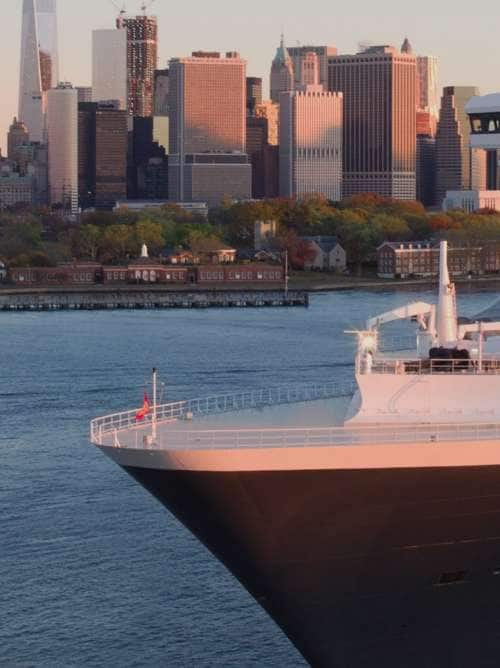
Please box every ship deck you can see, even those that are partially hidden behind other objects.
[90,382,500,452]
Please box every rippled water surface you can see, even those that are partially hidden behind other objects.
[1,286,499,667]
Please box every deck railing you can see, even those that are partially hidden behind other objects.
[371,357,500,376]
[90,380,357,445]
[99,420,500,451]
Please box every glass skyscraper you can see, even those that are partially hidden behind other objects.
[19,0,59,142]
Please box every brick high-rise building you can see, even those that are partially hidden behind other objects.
[78,101,127,209]
[270,35,294,104]
[121,15,158,117]
[279,85,343,200]
[328,45,417,200]
[435,86,487,206]
[168,52,251,205]
[288,45,337,89]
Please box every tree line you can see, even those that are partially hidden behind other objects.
[2,195,500,275]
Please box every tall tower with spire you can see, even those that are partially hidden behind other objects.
[270,34,294,104]
[18,0,59,142]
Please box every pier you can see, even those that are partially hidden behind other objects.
[0,287,308,311]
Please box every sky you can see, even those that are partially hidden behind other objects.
[1,0,500,151]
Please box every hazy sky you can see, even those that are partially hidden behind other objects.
[1,0,500,151]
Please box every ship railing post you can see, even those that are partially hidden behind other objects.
[152,368,157,441]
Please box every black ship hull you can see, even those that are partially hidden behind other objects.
[122,462,500,668]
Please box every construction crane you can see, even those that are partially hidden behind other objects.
[140,0,156,14]
[108,0,127,26]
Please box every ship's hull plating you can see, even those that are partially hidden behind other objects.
[112,455,500,668]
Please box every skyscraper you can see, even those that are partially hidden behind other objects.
[92,28,127,109]
[47,83,78,213]
[168,52,251,205]
[78,101,127,209]
[18,0,59,142]
[279,86,343,200]
[328,46,417,200]
[417,56,439,122]
[435,86,487,205]
[122,15,158,117]
[270,35,294,104]
[246,77,263,115]
[288,45,338,89]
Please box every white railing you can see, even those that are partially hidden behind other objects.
[102,420,500,451]
[371,357,500,376]
[90,380,357,444]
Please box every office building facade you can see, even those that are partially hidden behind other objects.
[78,101,127,209]
[328,46,417,200]
[246,77,263,115]
[288,45,337,89]
[435,86,487,205]
[279,86,343,200]
[92,28,127,109]
[47,83,78,212]
[168,52,250,204]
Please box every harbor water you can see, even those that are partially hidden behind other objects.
[1,287,499,667]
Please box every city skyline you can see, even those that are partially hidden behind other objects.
[2,0,500,150]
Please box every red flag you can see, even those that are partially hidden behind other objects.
[135,393,151,421]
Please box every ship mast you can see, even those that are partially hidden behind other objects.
[436,240,458,347]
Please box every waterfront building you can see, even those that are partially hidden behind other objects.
[328,46,416,200]
[18,0,59,142]
[300,236,346,271]
[168,52,250,205]
[92,28,127,110]
[270,35,294,104]
[279,85,343,201]
[287,45,337,89]
[246,77,263,115]
[435,86,486,206]
[7,118,30,162]
[78,101,127,209]
[122,15,158,116]
[47,83,78,213]
[377,241,498,278]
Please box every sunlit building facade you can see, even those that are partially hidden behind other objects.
[47,83,78,213]
[168,52,250,204]
[19,0,59,142]
[122,15,158,117]
[288,45,337,89]
[270,35,294,104]
[328,46,417,200]
[279,86,343,200]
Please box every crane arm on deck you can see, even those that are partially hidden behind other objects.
[367,302,435,331]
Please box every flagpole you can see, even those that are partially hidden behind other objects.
[152,367,157,441]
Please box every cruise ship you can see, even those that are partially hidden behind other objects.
[91,241,500,667]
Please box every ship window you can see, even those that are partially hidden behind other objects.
[436,570,468,586]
